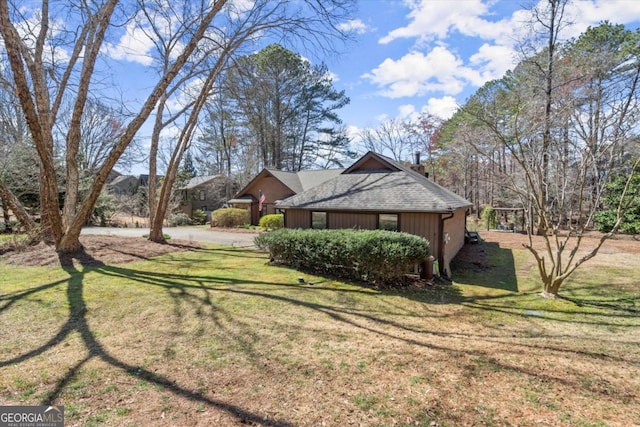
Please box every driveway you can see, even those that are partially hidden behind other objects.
[81,226,259,248]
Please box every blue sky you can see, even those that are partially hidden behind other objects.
[325,0,640,139]
[11,0,640,172]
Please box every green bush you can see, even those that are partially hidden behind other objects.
[481,206,497,230]
[593,170,640,235]
[191,209,208,225]
[255,228,430,286]
[210,208,249,228]
[168,212,193,226]
[89,191,116,226]
[259,214,284,230]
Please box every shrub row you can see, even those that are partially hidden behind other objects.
[255,228,430,285]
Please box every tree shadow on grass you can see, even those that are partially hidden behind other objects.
[0,248,293,427]
[559,294,640,314]
[3,246,639,423]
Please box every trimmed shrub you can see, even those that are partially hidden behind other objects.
[255,228,430,285]
[191,209,208,225]
[259,214,284,230]
[168,212,192,226]
[211,207,249,228]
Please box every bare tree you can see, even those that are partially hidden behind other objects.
[359,117,419,162]
[463,14,640,297]
[0,0,228,252]
[0,71,38,232]
[144,0,355,242]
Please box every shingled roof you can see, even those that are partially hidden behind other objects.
[265,169,344,193]
[181,175,223,190]
[276,152,471,213]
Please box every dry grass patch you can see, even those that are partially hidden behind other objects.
[1,235,639,426]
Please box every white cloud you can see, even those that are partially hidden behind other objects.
[375,112,390,122]
[103,21,155,66]
[326,70,340,83]
[469,43,516,81]
[338,18,369,34]
[397,104,417,119]
[13,11,71,65]
[345,124,364,147]
[379,0,495,44]
[565,0,640,28]
[228,0,255,14]
[421,96,459,120]
[362,47,480,98]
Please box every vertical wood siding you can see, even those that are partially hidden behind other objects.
[399,212,440,258]
[285,209,311,228]
[443,208,467,273]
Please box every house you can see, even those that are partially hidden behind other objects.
[181,175,237,219]
[228,168,344,225]
[106,175,140,196]
[275,151,473,277]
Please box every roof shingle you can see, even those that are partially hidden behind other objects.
[276,152,471,212]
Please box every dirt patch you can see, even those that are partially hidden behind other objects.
[1,235,202,267]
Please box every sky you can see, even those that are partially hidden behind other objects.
[10,0,640,173]
[327,0,640,140]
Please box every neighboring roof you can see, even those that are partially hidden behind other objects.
[276,152,472,213]
[107,175,138,186]
[228,195,255,204]
[181,175,223,190]
[234,168,344,197]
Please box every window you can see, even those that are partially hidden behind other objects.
[312,211,327,229]
[199,190,205,201]
[379,214,398,231]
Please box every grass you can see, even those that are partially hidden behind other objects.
[1,241,639,426]
[0,233,29,250]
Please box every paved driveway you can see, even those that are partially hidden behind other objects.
[81,226,259,248]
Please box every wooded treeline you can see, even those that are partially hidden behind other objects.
[0,0,356,249]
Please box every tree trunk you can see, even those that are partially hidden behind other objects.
[0,179,36,232]
[148,213,166,242]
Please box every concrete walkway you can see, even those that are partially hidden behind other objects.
[81,226,259,248]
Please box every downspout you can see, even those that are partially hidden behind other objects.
[438,210,455,277]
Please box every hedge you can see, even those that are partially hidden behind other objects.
[210,208,249,228]
[254,228,430,285]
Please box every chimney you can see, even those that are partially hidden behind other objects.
[410,151,426,176]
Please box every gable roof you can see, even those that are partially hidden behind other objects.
[234,168,344,197]
[276,152,472,213]
[181,175,224,190]
[107,175,138,187]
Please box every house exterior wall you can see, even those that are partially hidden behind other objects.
[399,212,440,259]
[182,177,236,220]
[232,175,296,225]
[442,208,467,275]
[284,209,310,228]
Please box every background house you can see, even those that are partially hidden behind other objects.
[275,152,472,277]
[106,175,140,196]
[181,175,237,219]
[229,168,343,225]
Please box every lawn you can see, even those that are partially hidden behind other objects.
[0,233,639,426]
